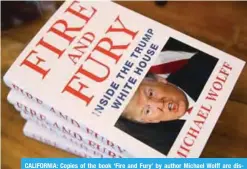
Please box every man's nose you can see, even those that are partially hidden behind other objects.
[149,99,164,110]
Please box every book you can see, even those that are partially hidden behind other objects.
[24,120,94,158]
[8,90,126,158]
[13,104,106,157]
[4,1,245,157]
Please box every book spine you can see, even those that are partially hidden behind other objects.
[8,91,118,158]
[20,110,111,158]
[22,112,106,158]
[23,121,92,158]
[4,79,131,157]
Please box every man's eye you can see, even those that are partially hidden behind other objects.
[148,89,154,98]
[143,106,152,115]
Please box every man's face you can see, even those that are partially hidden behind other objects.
[124,79,188,123]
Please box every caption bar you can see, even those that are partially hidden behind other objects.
[22,158,246,169]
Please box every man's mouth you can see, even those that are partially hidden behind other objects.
[168,102,178,112]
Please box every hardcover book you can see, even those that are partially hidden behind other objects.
[8,90,126,158]
[4,1,245,157]
[24,120,93,158]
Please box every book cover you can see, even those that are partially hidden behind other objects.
[4,1,245,157]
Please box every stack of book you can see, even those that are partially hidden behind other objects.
[4,1,245,158]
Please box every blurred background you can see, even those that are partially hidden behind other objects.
[1,1,62,30]
[1,1,247,168]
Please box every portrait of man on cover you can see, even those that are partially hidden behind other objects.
[115,37,219,155]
